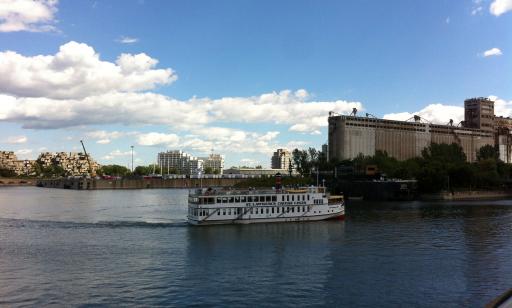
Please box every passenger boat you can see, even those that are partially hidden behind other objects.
[187,185,345,225]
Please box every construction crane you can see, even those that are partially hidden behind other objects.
[80,140,95,177]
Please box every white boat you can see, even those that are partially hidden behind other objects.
[187,186,345,225]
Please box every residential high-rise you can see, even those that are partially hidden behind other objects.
[158,150,203,175]
[199,154,225,174]
[271,149,292,171]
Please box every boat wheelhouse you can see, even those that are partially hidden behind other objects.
[187,186,344,225]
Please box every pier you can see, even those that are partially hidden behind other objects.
[36,178,246,190]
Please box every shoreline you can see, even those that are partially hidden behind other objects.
[0,178,36,187]
[420,190,512,201]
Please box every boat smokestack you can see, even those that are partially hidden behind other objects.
[275,173,282,190]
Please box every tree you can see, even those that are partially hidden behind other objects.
[0,168,16,177]
[98,165,130,176]
[204,166,213,174]
[477,145,499,161]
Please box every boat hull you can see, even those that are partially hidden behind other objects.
[188,207,345,226]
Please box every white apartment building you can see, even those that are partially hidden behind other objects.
[271,149,292,171]
[199,154,225,174]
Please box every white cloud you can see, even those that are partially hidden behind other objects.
[490,95,512,117]
[116,36,139,44]
[5,135,27,144]
[0,41,177,99]
[384,96,512,126]
[0,0,58,32]
[471,6,483,15]
[483,47,503,57]
[0,89,361,134]
[490,0,512,16]
[15,148,33,159]
[239,158,260,167]
[85,130,130,144]
[384,104,464,125]
[136,132,180,147]
[102,149,135,160]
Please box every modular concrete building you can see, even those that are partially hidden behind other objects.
[328,97,510,163]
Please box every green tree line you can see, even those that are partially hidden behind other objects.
[290,144,512,193]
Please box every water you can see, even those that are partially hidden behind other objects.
[1,187,511,307]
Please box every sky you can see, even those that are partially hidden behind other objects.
[0,0,511,169]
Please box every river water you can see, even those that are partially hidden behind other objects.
[0,187,511,307]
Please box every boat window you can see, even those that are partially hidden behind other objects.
[292,207,294,213]
[222,197,228,203]
[307,195,310,200]
[216,197,221,203]
[266,208,269,214]
[250,208,253,214]
[281,195,284,201]
[223,209,226,215]
[217,210,221,215]
[248,196,253,202]
[292,195,294,201]
[229,197,234,203]
[266,196,271,202]
[272,196,276,202]
[235,196,240,203]
[302,195,305,201]
[241,196,246,202]
[228,208,231,215]
[303,206,306,212]
[287,195,289,202]
[272,207,275,214]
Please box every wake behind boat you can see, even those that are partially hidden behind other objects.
[187,185,345,226]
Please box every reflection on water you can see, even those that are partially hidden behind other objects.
[0,187,511,306]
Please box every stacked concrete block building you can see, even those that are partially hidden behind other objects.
[328,97,510,163]
[37,152,99,176]
[0,151,36,176]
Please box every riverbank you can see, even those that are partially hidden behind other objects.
[0,178,36,186]
[420,190,512,201]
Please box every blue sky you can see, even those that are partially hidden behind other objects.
[0,0,511,168]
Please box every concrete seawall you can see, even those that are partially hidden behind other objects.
[37,178,246,190]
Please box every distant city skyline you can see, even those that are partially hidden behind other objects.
[0,0,510,167]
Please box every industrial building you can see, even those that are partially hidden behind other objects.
[328,97,511,163]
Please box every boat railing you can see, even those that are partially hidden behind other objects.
[189,186,325,197]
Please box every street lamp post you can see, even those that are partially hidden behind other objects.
[130,145,134,172]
